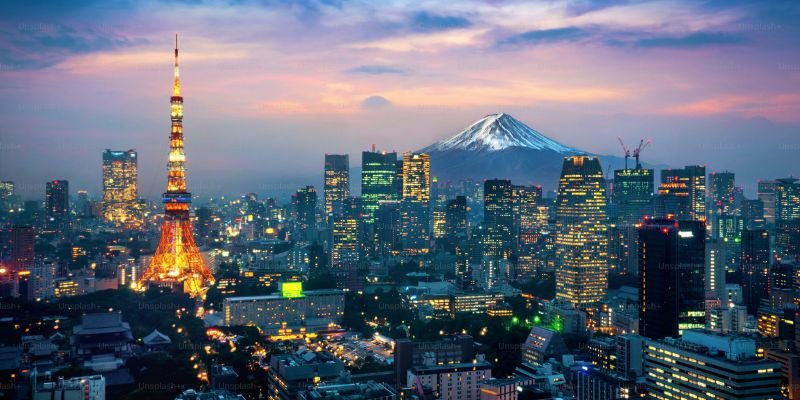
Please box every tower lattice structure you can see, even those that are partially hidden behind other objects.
[139,36,215,297]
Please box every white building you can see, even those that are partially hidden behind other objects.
[223,283,344,336]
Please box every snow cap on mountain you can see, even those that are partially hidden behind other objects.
[422,113,577,153]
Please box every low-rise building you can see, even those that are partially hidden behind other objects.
[223,282,344,337]
[298,381,397,400]
[266,349,345,400]
[644,330,782,399]
[408,360,492,400]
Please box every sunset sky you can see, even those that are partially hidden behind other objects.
[1,0,798,198]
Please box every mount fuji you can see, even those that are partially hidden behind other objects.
[420,113,624,189]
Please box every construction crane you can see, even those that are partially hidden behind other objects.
[617,137,631,170]
[633,138,652,169]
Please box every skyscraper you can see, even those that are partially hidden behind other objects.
[9,225,35,272]
[361,149,398,224]
[741,199,765,230]
[0,181,13,213]
[445,196,468,249]
[739,229,770,313]
[375,200,402,256]
[554,156,609,312]
[139,36,214,297]
[331,216,359,269]
[775,177,800,257]
[709,171,735,215]
[45,180,69,218]
[705,239,727,302]
[324,154,350,222]
[400,152,430,255]
[638,218,678,339]
[483,179,513,260]
[659,166,705,220]
[775,177,799,221]
[675,219,706,332]
[757,180,777,226]
[102,149,139,227]
[292,186,317,242]
[638,217,705,339]
[613,168,654,224]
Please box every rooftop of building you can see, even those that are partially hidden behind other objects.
[224,289,344,302]
[174,389,246,400]
[300,381,397,399]
[73,311,131,335]
[410,360,491,374]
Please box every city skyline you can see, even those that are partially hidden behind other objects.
[1,0,799,198]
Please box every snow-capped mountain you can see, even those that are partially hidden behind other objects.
[420,113,620,189]
[421,113,579,154]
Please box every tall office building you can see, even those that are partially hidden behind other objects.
[659,166,705,220]
[775,177,799,222]
[741,199,765,229]
[445,196,468,249]
[705,239,727,302]
[45,180,69,218]
[330,213,363,290]
[102,149,139,227]
[9,225,35,272]
[639,218,679,339]
[323,154,350,222]
[676,220,706,332]
[758,180,778,226]
[639,218,705,339]
[292,186,317,242]
[483,179,513,260]
[515,185,542,233]
[400,153,430,255]
[775,177,800,257]
[375,200,402,256]
[709,171,736,215]
[361,149,398,224]
[0,181,13,213]
[739,229,770,313]
[613,168,654,224]
[554,156,609,311]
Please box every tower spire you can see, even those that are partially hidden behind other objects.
[173,34,180,97]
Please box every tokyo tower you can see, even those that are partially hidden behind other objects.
[139,35,215,297]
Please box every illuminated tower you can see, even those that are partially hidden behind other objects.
[554,156,608,312]
[139,36,214,297]
[102,149,139,227]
